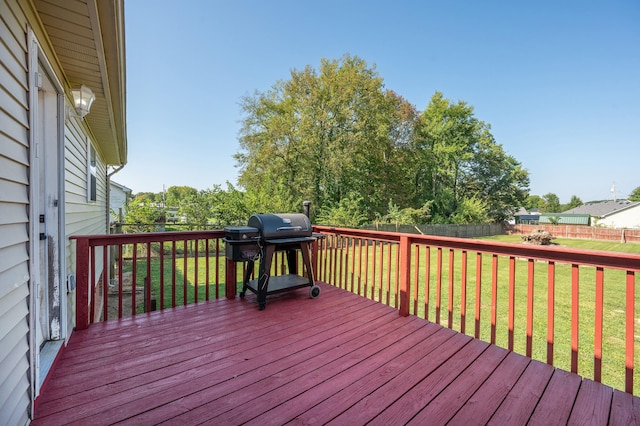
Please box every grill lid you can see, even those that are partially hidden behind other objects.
[248,213,312,240]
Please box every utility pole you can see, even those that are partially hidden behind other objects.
[611,181,616,202]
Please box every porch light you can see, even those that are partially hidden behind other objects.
[69,84,95,119]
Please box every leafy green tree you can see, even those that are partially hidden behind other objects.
[133,192,161,204]
[210,183,252,227]
[235,56,529,225]
[450,197,490,224]
[179,190,215,229]
[375,200,433,230]
[316,193,368,228]
[236,54,403,219]
[548,216,561,225]
[165,186,197,208]
[629,186,640,202]
[563,195,583,211]
[124,197,165,232]
[541,193,561,213]
[410,92,529,222]
[524,195,544,211]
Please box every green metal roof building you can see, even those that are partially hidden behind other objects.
[538,213,591,225]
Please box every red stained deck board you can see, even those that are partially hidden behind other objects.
[488,359,555,425]
[248,322,444,425]
[38,287,366,418]
[569,378,613,425]
[32,281,640,425]
[610,389,640,425]
[37,287,383,424]
[447,350,531,425]
[327,333,476,426]
[528,368,582,425]
[119,304,410,424]
[290,326,458,425]
[366,338,490,426]
[214,316,428,425]
[407,343,510,425]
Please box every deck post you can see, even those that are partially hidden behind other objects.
[75,237,90,330]
[399,235,411,317]
[225,258,237,299]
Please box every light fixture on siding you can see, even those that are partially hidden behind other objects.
[68,84,96,119]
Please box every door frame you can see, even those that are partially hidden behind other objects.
[27,29,67,400]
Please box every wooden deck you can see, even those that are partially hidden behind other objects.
[34,282,640,425]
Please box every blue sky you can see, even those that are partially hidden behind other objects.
[116,0,639,204]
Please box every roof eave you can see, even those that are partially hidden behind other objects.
[89,0,127,166]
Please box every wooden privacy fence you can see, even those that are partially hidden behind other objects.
[510,224,640,243]
[363,222,504,238]
[312,225,640,394]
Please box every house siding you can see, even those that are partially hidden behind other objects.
[597,205,640,229]
[63,118,109,336]
[1,0,112,423]
[0,0,32,423]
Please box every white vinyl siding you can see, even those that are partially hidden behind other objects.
[597,205,640,229]
[1,1,111,423]
[0,0,32,423]
[64,117,108,335]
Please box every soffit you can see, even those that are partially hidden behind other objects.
[34,0,127,166]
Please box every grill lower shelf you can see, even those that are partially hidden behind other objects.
[246,274,312,295]
[238,239,320,310]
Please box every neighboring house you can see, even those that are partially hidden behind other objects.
[0,1,126,423]
[109,180,132,220]
[564,200,640,229]
[512,207,540,225]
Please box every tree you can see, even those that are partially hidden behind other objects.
[125,196,165,232]
[165,186,197,207]
[563,195,583,211]
[179,189,215,229]
[374,200,433,230]
[236,54,404,219]
[629,186,640,202]
[524,195,544,211]
[541,193,561,213]
[410,92,529,222]
[450,197,490,224]
[316,193,368,228]
[133,192,161,204]
[210,183,252,227]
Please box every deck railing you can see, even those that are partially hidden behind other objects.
[71,231,234,330]
[71,230,307,329]
[313,225,640,395]
[72,226,640,394]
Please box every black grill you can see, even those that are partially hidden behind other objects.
[224,213,320,310]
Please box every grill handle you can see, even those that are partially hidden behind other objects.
[277,226,303,231]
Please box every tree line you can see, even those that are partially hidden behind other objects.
[123,54,640,228]
[122,185,614,230]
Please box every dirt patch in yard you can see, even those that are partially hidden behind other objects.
[105,272,145,320]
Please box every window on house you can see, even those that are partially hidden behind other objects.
[88,141,97,202]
